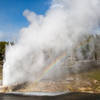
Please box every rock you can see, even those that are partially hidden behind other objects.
[93,80,98,84]
[78,87,87,92]
[0,86,10,93]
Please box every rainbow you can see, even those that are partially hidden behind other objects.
[34,36,93,83]
[35,52,67,82]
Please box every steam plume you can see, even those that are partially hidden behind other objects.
[3,0,100,86]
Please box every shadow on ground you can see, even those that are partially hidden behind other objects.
[0,92,100,100]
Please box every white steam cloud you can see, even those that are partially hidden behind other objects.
[3,0,100,86]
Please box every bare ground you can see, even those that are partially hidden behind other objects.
[0,63,100,93]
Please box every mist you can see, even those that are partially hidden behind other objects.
[3,0,100,86]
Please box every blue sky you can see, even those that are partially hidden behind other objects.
[0,0,51,41]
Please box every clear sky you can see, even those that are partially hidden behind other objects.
[0,0,51,41]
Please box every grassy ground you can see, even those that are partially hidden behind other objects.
[86,68,100,81]
[79,68,100,93]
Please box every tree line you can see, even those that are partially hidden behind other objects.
[0,41,14,64]
[0,41,8,61]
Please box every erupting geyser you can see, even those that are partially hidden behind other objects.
[3,0,100,87]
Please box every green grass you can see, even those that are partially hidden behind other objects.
[86,68,100,81]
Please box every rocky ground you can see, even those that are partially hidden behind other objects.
[13,73,100,93]
[0,63,100,93]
